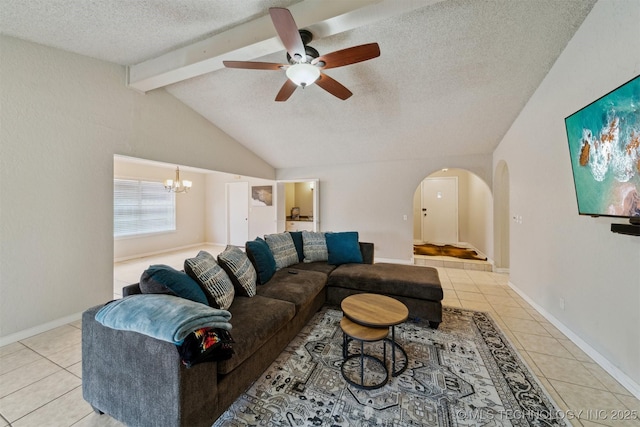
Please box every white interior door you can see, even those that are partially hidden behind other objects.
[421,177,458,243]
[227,182,249,246]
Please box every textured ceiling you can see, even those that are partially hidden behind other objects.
[0,0,596,170]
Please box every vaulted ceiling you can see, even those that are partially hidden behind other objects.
[0,0,596,169]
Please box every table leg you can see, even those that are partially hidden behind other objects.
[341,336,389,390]
[343,332,347,358]
[391,326,396,373]
[360,340,365,385]
[386,325,408,377]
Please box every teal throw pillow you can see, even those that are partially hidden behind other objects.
[139,264,209,305]
[326,231,363,265]
[245,237,276,284]
[289,231,305,262]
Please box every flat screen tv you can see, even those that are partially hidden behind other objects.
[564,74,640,227]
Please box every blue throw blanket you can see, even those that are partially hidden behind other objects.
[95,294,232,345]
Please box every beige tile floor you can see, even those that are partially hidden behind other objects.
[113,244,226,299]
[1,247,638,426]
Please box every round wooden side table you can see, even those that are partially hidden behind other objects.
[340,316,389,390]
[341,293,409,377]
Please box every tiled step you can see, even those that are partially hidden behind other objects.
[414,254,493,271]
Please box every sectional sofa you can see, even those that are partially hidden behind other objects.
[82,231,443,427]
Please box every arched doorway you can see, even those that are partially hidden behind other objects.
[413,168,493,258]
[493,161,510,272]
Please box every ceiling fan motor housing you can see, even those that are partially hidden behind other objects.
[286,30,323,65]
[298,29,313,45]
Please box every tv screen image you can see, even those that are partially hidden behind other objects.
[565,74,640,219]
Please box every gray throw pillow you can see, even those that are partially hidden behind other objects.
[302,231,328,262]
[264,232,299,270]
[184,251,235,310]
[218,245,257,297]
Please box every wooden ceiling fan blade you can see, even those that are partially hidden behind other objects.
[269,8,306,61]
[312,43,380,69]
[315,74,352,100]
[275,79,297,102]
[223,61,285,70]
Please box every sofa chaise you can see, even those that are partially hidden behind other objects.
[82,232,443,426]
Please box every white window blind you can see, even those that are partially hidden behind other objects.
[114,179,176,238]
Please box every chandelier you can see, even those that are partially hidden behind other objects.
[164,167,192,193]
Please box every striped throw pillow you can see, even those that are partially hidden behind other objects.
[218,246,257,297]
[184,251,235,309]
[302,231,328,263]
[264,232,299,270]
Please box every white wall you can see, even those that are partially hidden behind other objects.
[113,159,207,260]
[277,155,493,262]
[493,0,640,391]
[412,188,422,242]
[0,35,275,341]
[466,172,493,255]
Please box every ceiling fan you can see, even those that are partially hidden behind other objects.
[223,7,380,101]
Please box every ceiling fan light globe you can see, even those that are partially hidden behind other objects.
[286,63,320,87]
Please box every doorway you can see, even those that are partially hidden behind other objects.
[413,168,494,262]
[227,181,249,246]
[275,179,320,232]
[420,177,459,243]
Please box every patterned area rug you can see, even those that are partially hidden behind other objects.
[214,307,567,426]
[414,243,487,261]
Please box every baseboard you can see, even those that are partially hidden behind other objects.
[0,311,83,347]
[375,257,414,265]
[507,282,640,400]
[114,242,224,263]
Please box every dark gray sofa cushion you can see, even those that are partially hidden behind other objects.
[217,295,295,375]
[286,261,338,275]
[328,263,443,302]
[359,242,374,264]
[256,269,326,311]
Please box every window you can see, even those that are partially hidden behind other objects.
[114,178,176,238]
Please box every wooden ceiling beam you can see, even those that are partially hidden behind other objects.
[127,0,438,92]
